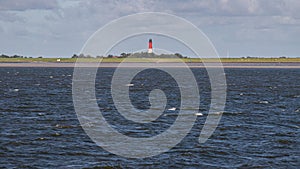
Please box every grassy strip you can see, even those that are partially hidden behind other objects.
[0,58,76,62]
[1,57,300,63]
[217,58,300,63]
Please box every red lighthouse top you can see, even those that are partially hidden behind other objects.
[148,39,152,49]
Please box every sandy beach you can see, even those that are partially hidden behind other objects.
[1,62,300,68]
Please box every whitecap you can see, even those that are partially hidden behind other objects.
[210,112,223,115]
[195,112,203,116]
[168,107,176,111]
[259,101,269,104]
[125,84,134,87]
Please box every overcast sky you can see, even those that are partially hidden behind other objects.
[0,0,299,57]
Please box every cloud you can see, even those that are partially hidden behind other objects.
[0,11,24,22]
[0,0,299,57]
[0,0,58,11]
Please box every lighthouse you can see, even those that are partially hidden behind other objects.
[148,39,153,53]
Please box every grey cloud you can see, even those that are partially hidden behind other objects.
[0,0,58,11]
[0,12,23,22]
[54,0,299,27]
[0,0,299,57]
[148,0,299,18]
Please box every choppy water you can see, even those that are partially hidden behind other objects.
[0,67,299,168]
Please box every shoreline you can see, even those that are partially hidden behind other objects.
[1,62,300,68]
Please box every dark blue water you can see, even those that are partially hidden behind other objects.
[0,67,299,168]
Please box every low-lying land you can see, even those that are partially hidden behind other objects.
[1,57,300,63]
[1,57,300,68]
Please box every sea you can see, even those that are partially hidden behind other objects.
[0,67,299,168]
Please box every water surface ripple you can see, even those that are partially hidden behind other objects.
[0,68,299,168]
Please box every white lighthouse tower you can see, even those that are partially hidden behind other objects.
[148,39,153,53]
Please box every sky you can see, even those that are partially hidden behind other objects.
[0,0,299,58]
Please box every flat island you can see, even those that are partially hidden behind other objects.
[1,57,300,68]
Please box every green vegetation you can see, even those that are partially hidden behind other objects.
[1,53,300,63]
[216,57,300,63]
[208,57,300,63]
[0,58,76,62]
[1,57,300,63]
